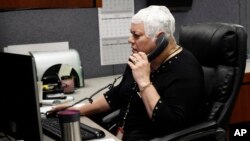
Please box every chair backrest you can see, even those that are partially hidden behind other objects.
[178,22,247,130]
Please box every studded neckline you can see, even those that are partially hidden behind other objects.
[151,49,182,75]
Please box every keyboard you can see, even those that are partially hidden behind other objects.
[41,117,105,140]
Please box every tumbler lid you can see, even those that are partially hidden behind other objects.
[58,110,80,123]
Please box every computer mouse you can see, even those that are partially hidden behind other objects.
[45,111,58,118]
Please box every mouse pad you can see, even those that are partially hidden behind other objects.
[42,64,80,88]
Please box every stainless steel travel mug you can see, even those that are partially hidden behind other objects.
[58,110,82,141]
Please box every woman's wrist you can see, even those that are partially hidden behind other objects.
[139,81,152,92]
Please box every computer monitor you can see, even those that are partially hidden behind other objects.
[147,0,193,11]
[0,52,43,140]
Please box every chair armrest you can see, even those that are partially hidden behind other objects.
[177,127,226,141]
[102,109,120,124]
[150,120,219,141]
[101,109,120,132]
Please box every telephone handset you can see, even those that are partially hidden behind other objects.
[147,33,169,62]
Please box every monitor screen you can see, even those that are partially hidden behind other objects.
[147,0,193,11]
[0,52,43,141]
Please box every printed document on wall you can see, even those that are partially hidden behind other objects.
[98,0,134,65]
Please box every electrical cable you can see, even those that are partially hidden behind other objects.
[44,72,127,117]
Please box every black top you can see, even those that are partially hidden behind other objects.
[104,48,207,141]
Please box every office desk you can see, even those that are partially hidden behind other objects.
[230,73,250,124]
[43,74,122,141]
[230,60,250,124]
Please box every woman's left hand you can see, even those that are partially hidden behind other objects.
[128,52,151,90]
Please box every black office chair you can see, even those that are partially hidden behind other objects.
[99,22,247,141]
[150,22,247,141]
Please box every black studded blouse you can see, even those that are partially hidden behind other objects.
[104,48,207,141]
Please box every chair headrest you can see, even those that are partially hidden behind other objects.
[179,23,239,67]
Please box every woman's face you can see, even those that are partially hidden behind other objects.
[128,23,156,55]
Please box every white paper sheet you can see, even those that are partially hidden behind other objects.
[98,0,134,65]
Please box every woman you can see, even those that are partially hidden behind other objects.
[48,5,207,141]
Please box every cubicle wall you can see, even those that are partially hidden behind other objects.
[0,0,249,78]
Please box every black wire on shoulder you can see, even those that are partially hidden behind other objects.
[80,68,130,105]
[64,73,126,109]
[75,83,113,105]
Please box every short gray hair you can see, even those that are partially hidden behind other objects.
[131,6,175,38]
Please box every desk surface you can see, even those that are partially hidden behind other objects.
[43,74,122,141]
[246,60,250,73]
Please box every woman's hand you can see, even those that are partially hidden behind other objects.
[46,103,79,118]
[128,52,151,90]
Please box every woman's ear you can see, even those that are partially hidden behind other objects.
[156,32,165,38]
[151,32,165,42]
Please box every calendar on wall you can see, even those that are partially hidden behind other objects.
[98,0,134,65]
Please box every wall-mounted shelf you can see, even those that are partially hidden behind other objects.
[0,0,102,10]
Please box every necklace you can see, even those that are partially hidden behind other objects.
[162,45,182,63]
[151,46,182,71]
